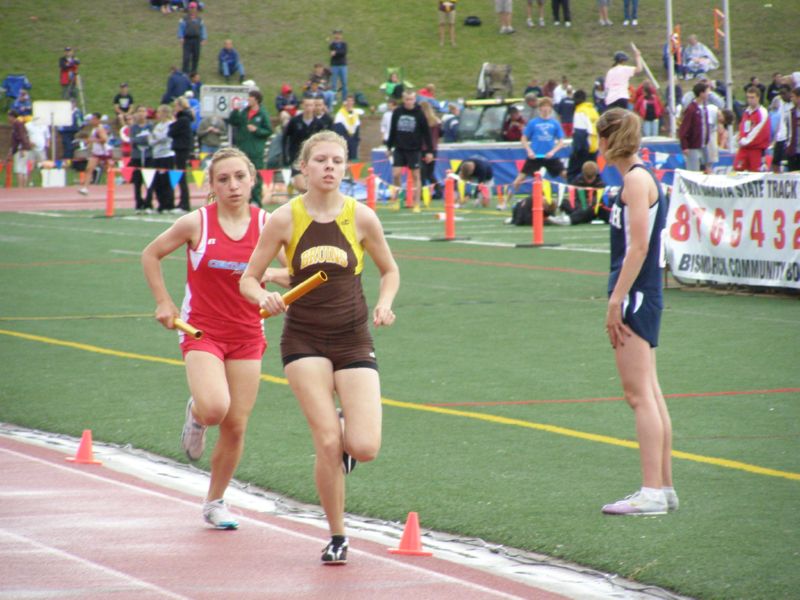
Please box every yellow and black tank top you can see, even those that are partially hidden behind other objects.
[283,195,368,338]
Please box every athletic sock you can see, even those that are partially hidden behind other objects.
[640,486,665,499]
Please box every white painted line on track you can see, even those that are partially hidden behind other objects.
[0,528,191,600]
[0,446,528,600]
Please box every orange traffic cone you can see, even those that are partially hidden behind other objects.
[388,511,433,556]
[65,429,102,465]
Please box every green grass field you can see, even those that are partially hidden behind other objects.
[1,205,798,599]
[2,1,799,117]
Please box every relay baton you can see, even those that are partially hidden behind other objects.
[260,271,328,318]
[172,317,203,339]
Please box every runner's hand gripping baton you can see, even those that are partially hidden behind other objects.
[172,318,203,339]
[260,271,328,319]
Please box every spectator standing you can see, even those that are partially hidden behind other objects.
[496,0,515,34]
[380,98,397,145]
[162,66,192,104]
[597,0,612,26]
[386,90,433,212]
[510,96,566,196]
[58,99,83,160]
[771,86,793,173]
[6,110,31,188]
[521,92,540,122]
[634,81,663,137]
[605,50,642,110]
[190,72,203,98]
[567,89,599,180]
[78,113,112,195]
[743,77,766,106]
[26,116,51,167]
[419,100,442,199]
[283,95,321,193]
[59,47,80,100]
[313,96,334,131]
[526,0,546,27]
[149,104,176,213]
[333,94,363,161]
[438,1,457,47]
[766,73,785,106]
[169,96,195,212]
[678,82,710,172]
[197,113,226,167]
[113,83,135,128]
[556,86,576,136]
[551,0,571,27]
[734,86,770,172]
[329,29,348,105]
[553,76,570,106]
[785,88,800,172]
[623,0,638,26]
[227,90,272,206]
[130,105,154,213]
[218,39,245,84]
[178,2,207,75]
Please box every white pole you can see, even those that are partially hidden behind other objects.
[666,0,676,138]
[723,0,734,152]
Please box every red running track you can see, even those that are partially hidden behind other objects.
[0,436,566,600]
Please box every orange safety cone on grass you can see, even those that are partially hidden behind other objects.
[388,511,433,556]
[65,429,102,465]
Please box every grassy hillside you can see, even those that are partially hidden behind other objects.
[2,0,798,116]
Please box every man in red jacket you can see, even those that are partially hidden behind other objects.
[734,86,770,172]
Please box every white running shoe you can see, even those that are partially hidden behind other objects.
[565,21,571,27]
[602,490,668,516]
[78,187,89,195]
[526,17,534,27]
[181,397,207,461]
[664,489,680,512]
[547,214,572,226]
[623,20,630,26]
[203,499,239,529]
[632,19,638,26]
[539,18,545,26]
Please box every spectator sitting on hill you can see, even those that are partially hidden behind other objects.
[10,89,32,117]
[441,102,461,143]
[523,78,543,97]
[276,84,299,129]
[502,106,526,141]
[219,39,245,83]
[681,34,719,80]
[380,71,407,100]
[306,63,335,110]
[162,66,192,104]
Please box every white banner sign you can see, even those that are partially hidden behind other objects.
[199,85,249,118]
[666,170,800,289]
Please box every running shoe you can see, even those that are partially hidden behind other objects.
[602,490,668,516]
[526,17,534,27]
[547,214,572,226]
[337,408,357,475]
[181,397,207,461]
[203,499,239,529]
[78,187,89,195]
[664,489,680,512]
[321,537,349,565]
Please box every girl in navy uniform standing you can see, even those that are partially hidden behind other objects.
[597,108,678,516]
[240,130,399,563]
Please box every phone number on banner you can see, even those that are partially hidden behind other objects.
[666,171,800,289]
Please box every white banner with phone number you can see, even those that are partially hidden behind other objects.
[666,170,800,290]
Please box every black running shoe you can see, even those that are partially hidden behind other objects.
[321,538,348,565]
[337,408,357,474]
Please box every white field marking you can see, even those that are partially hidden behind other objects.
[2,221,151,238]
[0,235,29,242]
[385,233,609,253]
[16,211,67,218]
[0,447,529,600]
[0,529,192,600]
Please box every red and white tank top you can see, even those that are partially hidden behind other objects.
[180,203,268,342]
